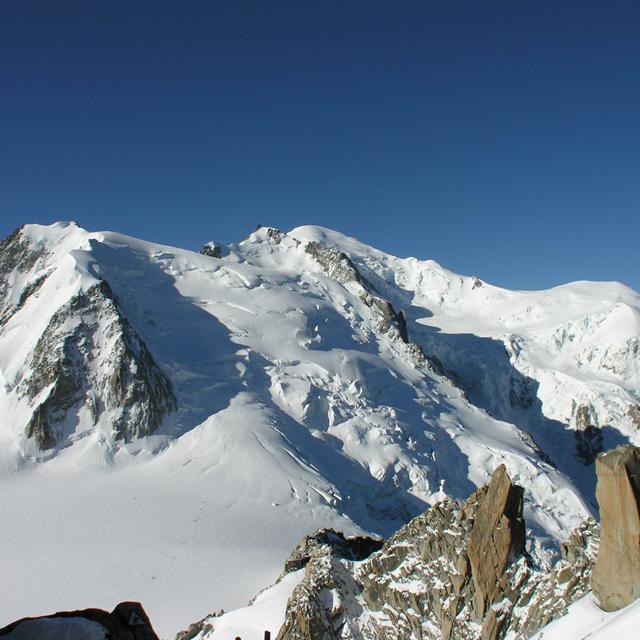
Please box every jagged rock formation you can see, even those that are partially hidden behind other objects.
[283,528,384,574]
[175,616,217,640]
[591,444,640,611]
[276,466,599,640]
[174,531,383,640]
[572,403,604,465]
[0,601,159,640]
[468,465,525,621]
[200,241,223,258]
[21,280,176,449]
[0,225,49,325]
[304,240,412,347]
[261,227,416,353]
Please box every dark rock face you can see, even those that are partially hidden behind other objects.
[276,466,598,640]
[0,226,49,325]
[267,227,299,246]
[0,601,159,640]
[468,464,525,621]
[573,404,603,465]
[591,444,640,611]
[283,528,383,574]
[199,241,223,258]
[304,240,420,356]
[22,280,176,450]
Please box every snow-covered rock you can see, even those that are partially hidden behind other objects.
[274,466,598,640]
[0,601,158,640]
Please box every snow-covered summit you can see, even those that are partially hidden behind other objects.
[0,221,638,638]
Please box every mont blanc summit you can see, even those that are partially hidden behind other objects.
[0,222,638,637]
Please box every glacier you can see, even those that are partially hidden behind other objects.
[0,221,638,638]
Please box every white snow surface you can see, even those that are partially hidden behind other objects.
[0,222,638,638]
[188,569,305,639]
[529,592,640,639]
[1,617,107,640]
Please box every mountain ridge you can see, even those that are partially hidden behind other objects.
[0,221,638,637]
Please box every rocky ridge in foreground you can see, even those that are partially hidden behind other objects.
[275,465,597,640]
[180,454,622,640]
[271,445,640,639]
[4,446,640,640]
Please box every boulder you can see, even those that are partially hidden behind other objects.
[591,444,640,611]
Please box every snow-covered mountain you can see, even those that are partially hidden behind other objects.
[0,222,638,638]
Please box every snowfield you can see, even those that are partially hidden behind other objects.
[0,222,638,638]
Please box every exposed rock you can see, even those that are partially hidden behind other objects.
[267,227,300,246]
[0,601,159,640]
[0,226,49,325]
[275,465,598,640]
[174,610,226,640]
[574,403,598,430]
[21,280,176,449]
[276,554,362,640]
[468,464,525,621]
[628,404,640,429]
[199,241,223,258]
[174,617,214,640]
[283,528,383,574]
[574,425,603,465]
[591,444,640,611]
[304,240,420,356]
[573,403,603,464]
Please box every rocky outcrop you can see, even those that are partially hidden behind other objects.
[591,444,640,611]
[628,404,640,429]
[175,531,382,640]
[572,403,603,465]
[0,226,49,325]
[275,465,598,640]
[175,616,215,640]
[259,228,424,363]
[305,240,410,344]
[0,601,158,640]
[283,528,383,574]
[302,239,432,370]
[199,241,223,258]
[468,464,525,621]
[21,280,176,449]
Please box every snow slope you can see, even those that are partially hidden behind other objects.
[0,222,638,638]
[529,593,640,639]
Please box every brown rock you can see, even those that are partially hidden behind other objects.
[591,444,640,611]
[468,464,525,621]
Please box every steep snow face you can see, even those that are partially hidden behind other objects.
[0,222,637,637]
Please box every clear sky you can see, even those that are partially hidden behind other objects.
[1,1,638,291]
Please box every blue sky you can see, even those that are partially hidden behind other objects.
[1,1,638,291]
